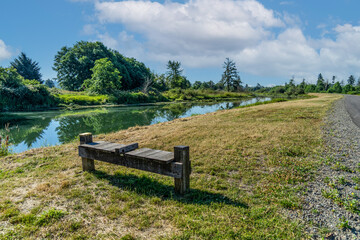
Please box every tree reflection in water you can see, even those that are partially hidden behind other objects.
[0,98,270,153]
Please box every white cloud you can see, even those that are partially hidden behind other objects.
[236,24,360,81]
[84,0,360,82]
[0,40,11,61]
[95,0,283,64]
[82,24,98,35]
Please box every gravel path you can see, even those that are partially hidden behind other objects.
[290,97,360,239]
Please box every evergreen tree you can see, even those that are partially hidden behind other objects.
[10,52,42,83]
[165,61,189,89]
[348,75,355,86]
[221,58,241,91]
[332,76,336,84]
[299,78,306,90]
[44,79,55,88]
[316,73,325,92]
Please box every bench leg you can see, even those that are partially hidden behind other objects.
[82,158,95,172]
[79,133,95,172]
[174,146,190,194]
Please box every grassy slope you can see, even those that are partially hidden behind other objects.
[0,94,341,239]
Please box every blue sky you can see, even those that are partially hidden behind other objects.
[1,0,360,86]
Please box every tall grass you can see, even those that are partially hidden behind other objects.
[0,135,11,157]
[163,88,252,101]
[57,94,109,105]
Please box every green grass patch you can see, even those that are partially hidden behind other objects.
[0,94,341,239]
[163,88,252,101]
[56,93,110,105]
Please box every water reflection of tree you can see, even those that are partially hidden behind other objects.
[0,115,53,147]
[56,109,159,143]
[0,100,254,149]
[155,103,193,121]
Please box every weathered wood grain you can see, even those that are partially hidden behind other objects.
[126,148,174,163]
[174,146,190,194]
[79,133,93,144]
[78,133,190,194]
[115,143,139,154]
[78,146,183,178]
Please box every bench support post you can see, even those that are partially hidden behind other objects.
[174,146,190,194]
[79,133,95,172]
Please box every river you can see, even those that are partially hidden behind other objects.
[0,97,270,153]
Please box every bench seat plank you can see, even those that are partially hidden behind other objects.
[81,141,126,153]
[126,148,174,163]
[146,151,174,162]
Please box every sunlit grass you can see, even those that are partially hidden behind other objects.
[0,94,341,239]
[57,94,110,105]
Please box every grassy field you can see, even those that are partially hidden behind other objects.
[0,94,341,239]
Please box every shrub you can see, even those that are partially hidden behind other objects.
[57,94,109,105]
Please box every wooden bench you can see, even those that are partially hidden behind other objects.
[78,133,191,194]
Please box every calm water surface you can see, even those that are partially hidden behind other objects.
[0,97,270,153]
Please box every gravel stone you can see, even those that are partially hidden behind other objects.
[289,97,360,239]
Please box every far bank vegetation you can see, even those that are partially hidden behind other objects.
[1,41,354,111]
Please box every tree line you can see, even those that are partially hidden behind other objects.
[3,39,358,111]
[250,73,360,96]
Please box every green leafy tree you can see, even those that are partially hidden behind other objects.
[207,80,216,90]
[348,75,355,86]
[192,81,202,89]
[0,67,56,111]
[53,41,150,91]
[221,58,241,91]
[342,84,355,93]
[10,52,42,83]
[327,82,342,93]
[153,74,168,92]
[0,67,24,88]
[305,84,316,93]
[166,61,190,89]
[82,58,122,94]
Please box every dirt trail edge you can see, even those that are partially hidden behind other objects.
[289,96,360,239]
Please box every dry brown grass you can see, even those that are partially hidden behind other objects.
[0,94,341,239]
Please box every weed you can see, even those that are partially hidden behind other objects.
[336,176,347,185]
[338,217,351,230]
[324,176,330,183]
[343,198,360,213]
[322,189,340,202]
[331,162,354,173]
[35,209,66,226]
[352,177,360,184]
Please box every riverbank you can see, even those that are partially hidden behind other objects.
[1,87,311,112]
[0,94,340,239]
